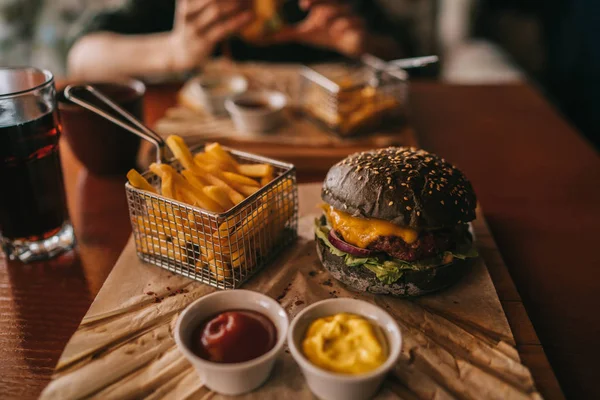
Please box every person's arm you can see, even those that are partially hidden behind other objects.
[68,0,253,80]
[68,32,175,80]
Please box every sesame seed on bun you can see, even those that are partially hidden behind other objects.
[321,147,477,228]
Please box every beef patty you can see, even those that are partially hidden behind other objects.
[365,226,468,261]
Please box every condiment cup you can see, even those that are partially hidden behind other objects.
[288,298,402,400]
[193,73,248,115]
[225,90,287,134]
[174,290,289,395]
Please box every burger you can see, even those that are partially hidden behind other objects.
[315,147,478,297]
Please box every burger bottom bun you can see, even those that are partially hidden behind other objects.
[316,238,473,297]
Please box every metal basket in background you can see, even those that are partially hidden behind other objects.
[64,84,298,290]
[127,149,298,289]
[300,59,409,137]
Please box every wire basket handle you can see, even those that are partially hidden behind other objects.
[64,84,167,164]
[361,54,439,83]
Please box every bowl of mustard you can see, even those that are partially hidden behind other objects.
[288,298,402,400]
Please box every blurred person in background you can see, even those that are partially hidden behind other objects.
[67,0,411,80]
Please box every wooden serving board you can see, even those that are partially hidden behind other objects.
[41,183,542,400]
[152,61,417,172]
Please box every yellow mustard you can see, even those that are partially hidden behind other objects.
[302,313,387,375]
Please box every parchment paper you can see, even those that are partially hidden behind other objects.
[40,184,541,400]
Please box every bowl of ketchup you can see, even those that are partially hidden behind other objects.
[174,290,289,396]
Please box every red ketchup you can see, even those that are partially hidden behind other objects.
[191,310,277,363]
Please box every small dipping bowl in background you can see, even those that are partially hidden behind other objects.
[58,79,145,175]
[174,290,289,395]
[225,90,287,134]
[288,298,402,400]
[194,73,248,115]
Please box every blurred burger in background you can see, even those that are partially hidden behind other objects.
[241,0,308,43]
[315,147,479,297]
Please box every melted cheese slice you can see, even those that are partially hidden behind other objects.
[323,205,418,248]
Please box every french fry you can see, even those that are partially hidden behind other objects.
[226,204,270,245]
[134,215,176,239]
[222,171,260,187]
[186,211,219,233]
[229,245,258,271]
[168,135,237,206]
[146,198,185,224]
[234,184,260,197]
[166,135,195,169]
[139,220,187,248]
[152,163,224,212]
[216,214,242,236]
[200,259,232,281]
[197,245,232,282]
[276,177,294,191]
[160,172,175,199]
[205,142,239,169]
[159,137,242,210]
[229,246,246,269]
[260,173,273,187]
[206,165,259,196]
[149,163,175,199]
[236,163,274,178]
[145,210,196,249]
[181,170,207,190]
[134,216,169,242]
[192,164,245,204]
[269,198,294,239]
[203,186,235,210]
[150,163,185,203]
[174,187,196,205]
[136,235,185,262]
[195,152,236,172]
[179,184,224,212]
[168,135,238,207]
[194,256,230,281]
[127,169,157,193]
[177,229,211,250]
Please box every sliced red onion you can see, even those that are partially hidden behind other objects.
[328,230,373,257]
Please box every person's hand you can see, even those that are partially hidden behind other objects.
[169,0,254,71]
[272,0,368,58]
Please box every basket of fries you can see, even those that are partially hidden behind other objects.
[126,136,298,289]
[300,63,408,136]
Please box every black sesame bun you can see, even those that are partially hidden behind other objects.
[322,147,476,228]
[317,147,478,297]
[316,238,474,297]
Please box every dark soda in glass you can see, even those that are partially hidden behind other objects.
[0,111,68,240]
[0,67,74,262]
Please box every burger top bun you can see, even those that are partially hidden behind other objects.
[321,147,477,229]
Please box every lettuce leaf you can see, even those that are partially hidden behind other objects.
[314,221,346,257]
[363,261,404,284]
[314,218,479,284]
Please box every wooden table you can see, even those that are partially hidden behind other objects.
[1,82,598,399]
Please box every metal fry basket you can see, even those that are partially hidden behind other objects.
[126,148,298,289]
[300,62,408,136]
[63,84,298,290]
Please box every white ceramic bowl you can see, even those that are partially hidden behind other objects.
[225,90,287,134]
[193,73,248,115]
[174,290,289,395]
[288,298,402,400]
